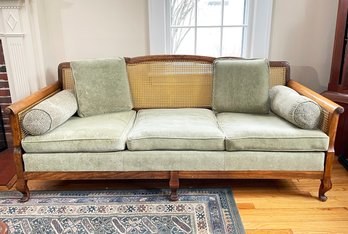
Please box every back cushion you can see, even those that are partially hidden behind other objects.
[71,58,133,117]
[212,58,270,114]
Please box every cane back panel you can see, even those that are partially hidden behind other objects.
[59,56,289,109]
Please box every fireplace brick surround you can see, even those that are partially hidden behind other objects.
[0,40,11,147]
[0,39,15,190]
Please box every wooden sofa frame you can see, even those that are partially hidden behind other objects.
[5,55,344,202]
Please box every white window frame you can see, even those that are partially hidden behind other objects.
[148,0,273,58]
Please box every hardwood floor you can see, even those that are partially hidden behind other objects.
[236,159,348,234]
[0,156,347,233]
[0,149,15,189]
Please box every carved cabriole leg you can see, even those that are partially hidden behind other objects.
[169,171,179,201]
[319,178,332,202]
[319,110,341,202]
[16,179,30,203]
[13,147,30,202]
[319,151,334,202]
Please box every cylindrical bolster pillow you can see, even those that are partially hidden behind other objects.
[269,85,322,129]
[22,90,78,135]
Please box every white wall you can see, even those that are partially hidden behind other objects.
[269,0,339,92]
[36,0,338,92]
[37,0,149,84]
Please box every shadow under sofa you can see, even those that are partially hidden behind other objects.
[6,55,343,202]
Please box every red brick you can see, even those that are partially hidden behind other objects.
[0,89,10,96]
[0,96,11,103]
[0,104,10,110]
[2,124,9,131]
[0,104,10,113]
[0,73,7,80]
[0,81,9,88]
[2,118,9,125]
[4,126,11,133]
[0,40,4,65]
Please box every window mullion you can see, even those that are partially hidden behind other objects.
[241,0,248,57]
[194,0,198,55]
[168,0,172,54]
[220,0,225,56]
[159,0,271,57]
[170,25,248,28]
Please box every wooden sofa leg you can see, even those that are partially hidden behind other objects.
[13,148,30,202]
[319,178,332,202]
[16,179,30,203]
[318,149,335,202]
[169,171,179,201]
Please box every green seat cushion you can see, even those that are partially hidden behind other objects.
[22,111,136,153]
[127,108,225,151]
[71,58,133,117]
[270,85,322,129]
[212,58,270,113]
[21,90,77,135]
[217,112,329,151]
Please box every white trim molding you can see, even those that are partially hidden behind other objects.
[148,0,167,55]
[0,0,23,9]
[246,0,273,58]
[0,0,46,102]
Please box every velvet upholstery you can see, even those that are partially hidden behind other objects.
[217,112,329,151]
[23,151,324,172]
[212,58,270,113]
[127,108,225,150]
[22,90,77,135]
[270,85,322,129]
[22,111,136,152]
[71,58,133,117]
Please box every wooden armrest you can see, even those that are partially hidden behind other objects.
[287,80,344,114]
[287,79,343,153]
[5,82,61,115]
[5,82,61,147]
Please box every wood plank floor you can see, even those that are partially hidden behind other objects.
[0,149,16,189]
[0,157,347,233]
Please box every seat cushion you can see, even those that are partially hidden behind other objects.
[22,111,136,153]
[127,108,225,151]
[71,58,133,117]
[212,58,270,113]
[217,112,329,151]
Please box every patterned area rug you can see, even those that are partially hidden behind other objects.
[0,188,245,234]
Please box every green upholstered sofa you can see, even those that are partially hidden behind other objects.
[6,55,343,202]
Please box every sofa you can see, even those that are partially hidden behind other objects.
[6,55,343,202]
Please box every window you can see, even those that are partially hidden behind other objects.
[148,0,273,58]
[168,0,247,57]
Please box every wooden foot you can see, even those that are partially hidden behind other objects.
[319,178,332,202]
[16,179,30,203]
[170,189,179,201]
[0,220,8,234]
[169,171,179,201]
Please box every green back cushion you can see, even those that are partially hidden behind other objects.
[212,58,270,113]
[22,90,77,135]
[71,58,133,117]
[270,85,322,129]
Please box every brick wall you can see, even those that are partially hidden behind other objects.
[0,40,12,148]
